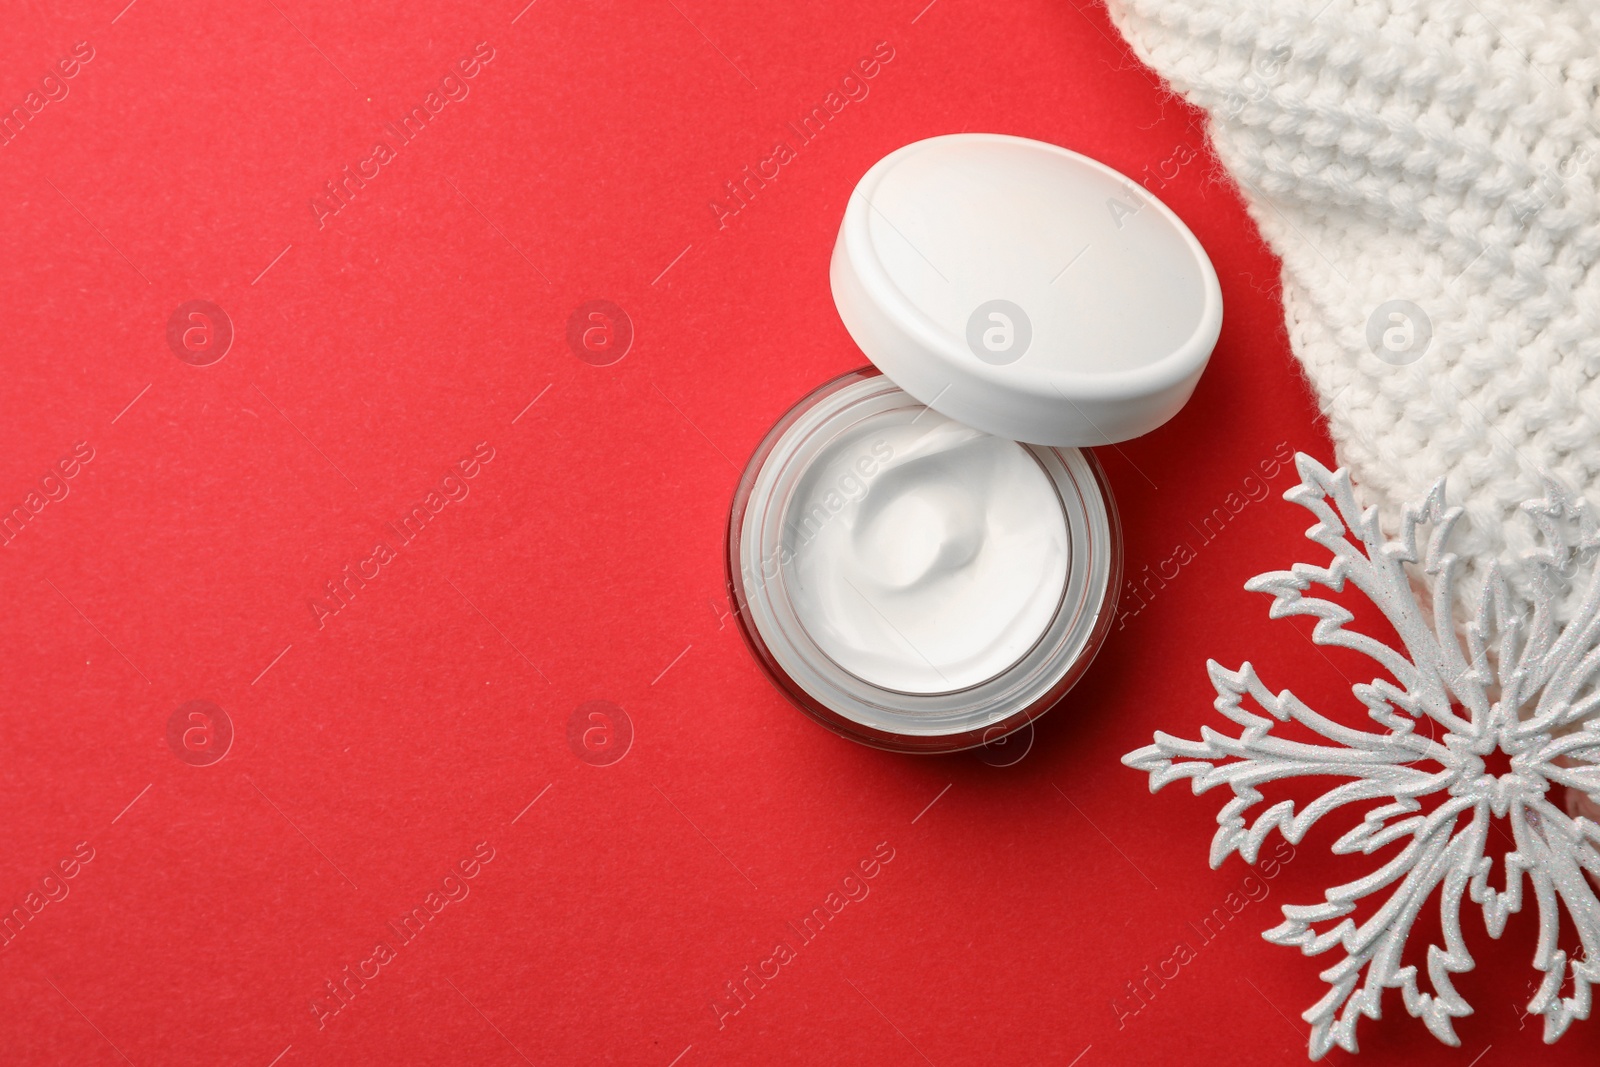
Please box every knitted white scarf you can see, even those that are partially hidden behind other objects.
[1105,0,1600,618]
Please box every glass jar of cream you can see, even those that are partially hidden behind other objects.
[728,134,1221,753]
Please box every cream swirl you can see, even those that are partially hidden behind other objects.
[784,408,1070,693]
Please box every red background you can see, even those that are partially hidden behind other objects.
[0,0,1585,1064]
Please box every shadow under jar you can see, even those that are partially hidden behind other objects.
[727,134,1222,753]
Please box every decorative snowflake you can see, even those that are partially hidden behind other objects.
[1124,453,1600,1058]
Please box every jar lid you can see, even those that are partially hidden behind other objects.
[830,133,1222,447]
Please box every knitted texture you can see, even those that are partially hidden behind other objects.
[1104,0,1600,617]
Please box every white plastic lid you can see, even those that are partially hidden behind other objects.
[830,133,1222,447]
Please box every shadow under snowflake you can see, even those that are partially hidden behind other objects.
[1124,453,1600,1058]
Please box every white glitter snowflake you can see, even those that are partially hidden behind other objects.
[1124,453,1600,1058]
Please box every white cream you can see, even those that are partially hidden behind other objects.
[783,408,1070,694]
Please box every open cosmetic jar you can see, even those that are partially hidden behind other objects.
[728,134,1222,753]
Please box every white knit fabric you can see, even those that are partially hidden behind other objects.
[1104,0,1600,617]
